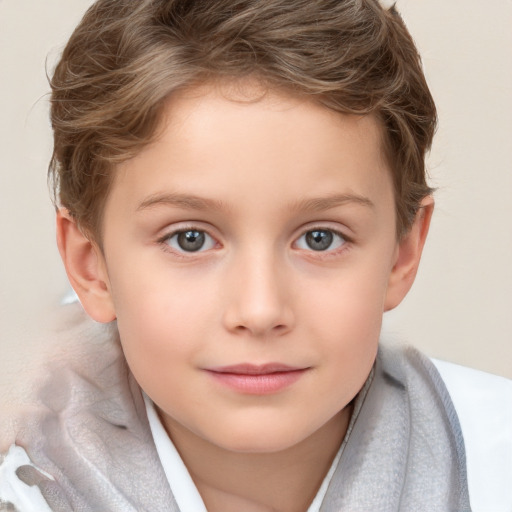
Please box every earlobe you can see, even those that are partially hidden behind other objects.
[384,196,434,311]
[56,209,116,323]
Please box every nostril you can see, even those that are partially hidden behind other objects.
[232,322,290,337]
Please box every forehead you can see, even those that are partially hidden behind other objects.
[105,82,394,225]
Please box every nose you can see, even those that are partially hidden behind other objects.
[222,251,295,338]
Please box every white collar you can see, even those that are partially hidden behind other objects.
[143,394,340,512]
[143,394,208,512]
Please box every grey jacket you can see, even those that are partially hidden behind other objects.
[3,310,471,511]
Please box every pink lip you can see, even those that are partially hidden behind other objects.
[205,363,309,394]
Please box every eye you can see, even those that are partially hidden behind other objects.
[164,229,217,253]
[295,229,346,252]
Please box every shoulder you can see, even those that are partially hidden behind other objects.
[432,359,512,512]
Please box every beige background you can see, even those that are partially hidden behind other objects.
[0,0,511,399]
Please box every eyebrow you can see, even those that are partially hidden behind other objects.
[136,191,374,213]
[291,193,375,212]
[137,193,228,212]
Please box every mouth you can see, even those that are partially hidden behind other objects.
[204,363,309,394]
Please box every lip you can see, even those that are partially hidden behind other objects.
[204,363,309,394]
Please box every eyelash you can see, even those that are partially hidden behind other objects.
[157,225,352,258]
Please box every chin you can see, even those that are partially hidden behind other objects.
[220,437,301,454]
[205,421,316,454]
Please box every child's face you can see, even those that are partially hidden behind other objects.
[84,83,418,453]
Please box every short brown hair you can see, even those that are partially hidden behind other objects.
[49,0,436,240]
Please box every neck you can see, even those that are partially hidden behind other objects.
[160,405,352,512]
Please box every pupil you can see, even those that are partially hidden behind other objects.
[177,230,205,252]
[306,230,333,251]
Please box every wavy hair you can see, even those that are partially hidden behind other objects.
[49,0,436,240]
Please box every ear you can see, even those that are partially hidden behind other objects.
[384,196,434,311]
[56,208,116,323]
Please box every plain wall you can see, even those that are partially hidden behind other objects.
[0,0,511,401]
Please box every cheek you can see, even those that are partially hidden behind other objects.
[109,262,220,379]
[305,263,389,336]
[302,260,390,379]
[112,256,218,329]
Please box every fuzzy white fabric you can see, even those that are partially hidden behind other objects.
[0,445,53,512]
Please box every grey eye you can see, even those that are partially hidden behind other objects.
[296,229,345,252]
[306,230,332,251]
[166,230,216,252]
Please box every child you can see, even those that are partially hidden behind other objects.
[0,0,510,510]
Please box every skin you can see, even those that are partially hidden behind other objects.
[57,83,433,512]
